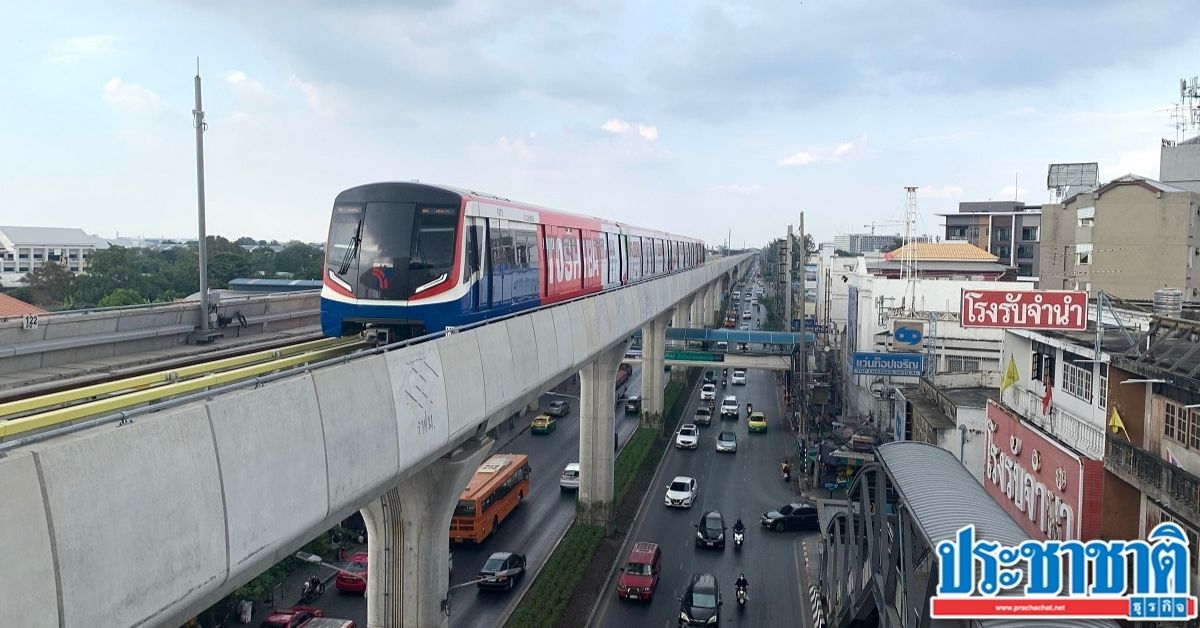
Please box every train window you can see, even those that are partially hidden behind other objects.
[524,229,539,271]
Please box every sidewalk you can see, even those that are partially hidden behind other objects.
[240,540,366,627]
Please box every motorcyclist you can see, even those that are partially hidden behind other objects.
[735,573,749,598]
[733,518,745,533]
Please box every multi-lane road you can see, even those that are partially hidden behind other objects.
[593,301,816,628]
[315,367,646,627]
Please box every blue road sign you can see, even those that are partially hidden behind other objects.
[791,318,802,331]
[850,352,924,376]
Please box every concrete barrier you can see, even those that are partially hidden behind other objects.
[0,255,752,626]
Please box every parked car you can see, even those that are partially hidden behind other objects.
[546,400,570,417]
[530,414,557,434]
[700,384,717,401]
[335,553,368,594]
[625,395,642,414]
[748,411,767,433]
[694,510,726,549]
[261,607,324,628]
[675,424,700,449]
[731,369,747,385]
[560,463,580,491]
[616,542,662,601]
[715,431,737,453]
[720,395,739,418]
[299,619,357,628]
[761,502,819,532]
[678,573,722,626]
[693,406,712,426]
[664,476,698,508]
[477,552,527,591]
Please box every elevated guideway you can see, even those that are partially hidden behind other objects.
[0,254,750,628]
[0,290,320,393]
[817,441,1119,628]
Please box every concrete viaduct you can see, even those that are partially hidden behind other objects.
[0,254,752,628]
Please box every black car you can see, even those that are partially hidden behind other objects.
[624,396,642,414]
[547,400,570,418]
[678,572,722,626]
[703,369,716,384]
[694,510,726,549]
[477,551,527,590]
[761,502,819,532]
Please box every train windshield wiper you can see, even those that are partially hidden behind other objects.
[337,217,363,276]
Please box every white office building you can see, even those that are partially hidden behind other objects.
[0,226,109,286]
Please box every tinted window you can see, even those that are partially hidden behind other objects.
[692,591,718,608]
[483,557,505,571]
[454,500,476,517]
[627,562,652,575]
[670,481,691,491]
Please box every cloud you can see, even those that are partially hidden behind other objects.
[708,184,764,194]
[919,185,965,199]
[49,35,117,63]
[834,142,854,157]
[286,76,342,116]
[1104,146,1160,180]
[226,70,274,98]
[601,118,659,142]
[910,131,986,143]
[102,78,163,112]
[998,185,1028,200]
[779,151,818,167]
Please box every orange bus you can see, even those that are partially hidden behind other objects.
[449,453,531,543]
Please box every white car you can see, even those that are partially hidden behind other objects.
[731,369,747,385]
[720,395,739,418]
[700,383,717,401]
[664,476,698,508]
[559,463,580,491]
[742,312,752,320]
[740,324,749,330]
[676,424,700,449]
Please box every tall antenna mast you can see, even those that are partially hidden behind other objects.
[192,58,212,338]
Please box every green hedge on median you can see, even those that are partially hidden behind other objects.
[505,523,605,628]
[505,377,688,627]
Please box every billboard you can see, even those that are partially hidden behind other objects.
[983,401,1104,541]
[851,352,924,376]
[961,289,1088,330]
[893,388,908,442]
[892,319,925,351]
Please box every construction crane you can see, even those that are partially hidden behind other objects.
[863,220,904,235]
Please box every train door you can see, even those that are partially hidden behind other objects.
[488,218,513,308]
[466,216,485,313]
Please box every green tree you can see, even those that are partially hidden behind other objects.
[276,242,323,279]
[207,252,250,288]
[24,262,74,308]
[98,288,145,307]
[235,236,257,246]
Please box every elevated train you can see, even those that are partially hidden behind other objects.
[321,182,705,339]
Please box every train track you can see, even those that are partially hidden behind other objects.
[0,335,365,441]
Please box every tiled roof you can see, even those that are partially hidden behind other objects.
[883,241,998,262]
[0,292,47,317]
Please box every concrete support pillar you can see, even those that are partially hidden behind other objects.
[673,296,693,329]
[706,285,718,327]
[526,399,540,413]
[361,438,492,628]
[640,313,671,420]
[578,342,630,529]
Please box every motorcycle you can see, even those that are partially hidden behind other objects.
[746,403,753,416]
[300,575,325,602]
[733,529,744,550]
[782,465,791,483]
[721,378,728,388]
[736,585,748,608]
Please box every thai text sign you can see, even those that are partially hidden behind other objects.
[961,289,1087,330]
[850,352,924,376]
[931,521,1197,621]
[983,400,1103,542]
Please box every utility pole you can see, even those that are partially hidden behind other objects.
[783,225,793,327]
[798,212,808,454]
[191,59,213,342]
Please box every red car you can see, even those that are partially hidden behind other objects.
[335,552,368,594]
[260,606,324,628]
[616,542,661,601]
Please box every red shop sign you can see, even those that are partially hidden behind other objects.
[961,289,1088,330]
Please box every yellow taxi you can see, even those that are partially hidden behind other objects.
[747,411,767,433]
[531,414,557,434]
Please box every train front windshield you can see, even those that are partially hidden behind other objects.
[327,202,460,300]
